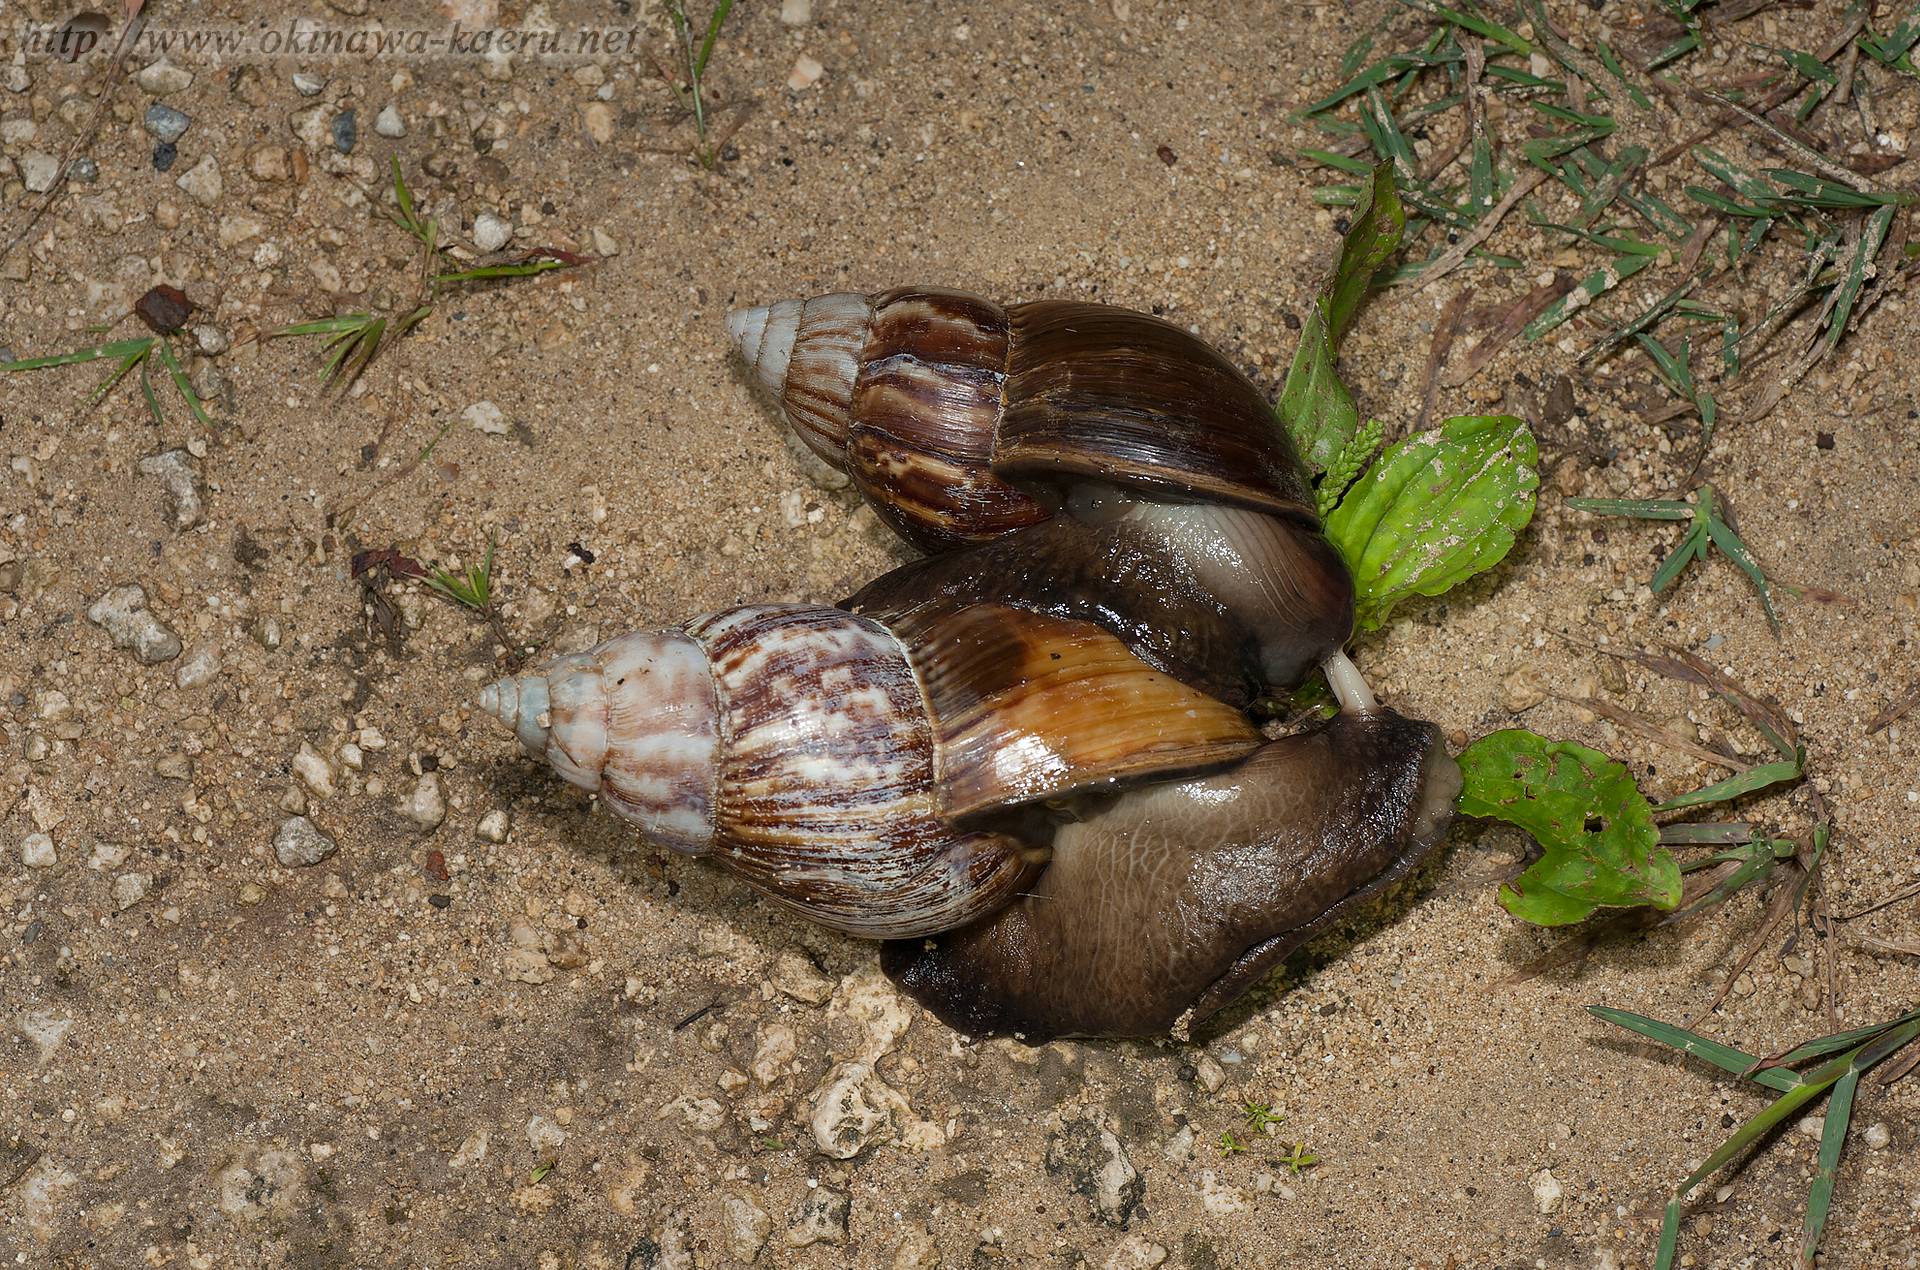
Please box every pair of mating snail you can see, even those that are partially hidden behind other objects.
[480,287,1461,1043]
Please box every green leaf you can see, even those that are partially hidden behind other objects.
[1323,415,1539,631]
[1324,162,1406,343]
[0,337,156,372]
[1651,753,1802,812]
[1456,730,1677,924]
[1587,1006,1799,1092]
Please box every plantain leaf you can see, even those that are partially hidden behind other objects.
[1457,729,1678,925]
[1323,414,1539,630]
[1278,161,1404,472]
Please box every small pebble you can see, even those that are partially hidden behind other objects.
[86,584,182,665]
[112,872,153,911]
[194,324,231,355]
[788,54,825,90]
[1501,667,1550,713]
[20,832,57,869]
[137,448,205,531]
[720,1195,771,1261]
[155,753,193,781]
[273,816,338,867]
[292,73,327,96]
[581,101,613,143]
[475,809,510,843]
[293,744,336,799]
[400,771,447,830]
[1797,1113,1826,1139]
[1864,1121,1891,1149]
[1193,1052,1226,1094]
[471,213,512,253]
[19,151,59,193]
[1529,1167,1563,1214]
[144,104,191,143]
[785,1184,850,1248]
[67,157,98,183]
[769,945,835,1005]
[1047,1117,1144,1226]
[245,146,289,182]
[331,110,357,154]
[136,61,195,96]
[152,142,177,172]
[174,156,223,207]
[780,0,812,24]
[374,105,406,138]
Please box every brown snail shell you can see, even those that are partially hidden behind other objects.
[480,601,1263,939]
[728,287,1316,553]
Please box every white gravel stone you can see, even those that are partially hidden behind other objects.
[217,215,264,249]
[781,0,812,24]
[800,1063,895,1159]
[1102,1233,1169,1269]
[1529,1167,1564,1214]
[785,1186,849,1248]
[19,151,60,193]
[1864,1121,1891,1149]
[826,963,912,1064]
[137,448,205,531]
[1193,1052,1226,1094]
[475,809,510,842]
[20,832,57,868]
[86,584,182,664]
[768,945,835,1005]
[1047,1115,1143,1226]
[112,872,153,910]
[289,104,332,150]
[472,213,513,253]
[374,105,406,137]
[273,816,338,867]
[719,1195,771,1261]
[789,54,825,90]
[293,743,336,799]
[526,1115,567,1153]
[464,399,508,432]
[193,323,231,354]
[590,226,622,256]
[400,771,447,829]
[174,156,223,207]
[580,101,614,143]
[137,62,195,96]
[292,72,328,97]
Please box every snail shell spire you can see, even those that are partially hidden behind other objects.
[726,293,874,465]
[478,631,721,856]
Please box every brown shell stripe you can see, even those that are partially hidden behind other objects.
[996,300,1316,521]
[782,293,873,465]
[848,288,1052,552]
[887,601,1265,820]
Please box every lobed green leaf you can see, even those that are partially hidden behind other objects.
[1323,415,1539,631]
[1457,730,1677,925]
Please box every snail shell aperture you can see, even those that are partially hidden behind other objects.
[479,285,1461,1040]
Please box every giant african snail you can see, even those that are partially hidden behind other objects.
[478,286,1461,1042]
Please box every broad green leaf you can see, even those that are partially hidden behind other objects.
[1325,161,1406,342]
[1323,415,1538,630]
[1456,729,1677,924]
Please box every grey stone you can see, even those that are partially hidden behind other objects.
[67,157,98,183]
[111,871,153,910]
[720,1195,771,1261]
[273,816,338,867]
[784,1186,849,1248]
[137,62,195,96]
[144,104,191,143]
[86,584,182,665]
[194,324,231,355]
[331,109,357,154]
[155,753,193,781]
[137,448,205,531]
[174,642,221,689]
[1046,1115,1143,1227]
[768,945,835,1005]
[289,104,331,150]
[475,809,510,843]
[292,73,328,97]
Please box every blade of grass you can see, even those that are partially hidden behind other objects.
[1799,1068,1861,1267]
[137,355,164,426]
[1651,754,1802,812]
[83,339,156,406]
[0,337,157,372]
[1522,252,1658,340]
[151,336,210,428]
[1588,1007,1799,1091]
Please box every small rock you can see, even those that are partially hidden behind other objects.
[480,45,515,81]
[309,258,344,293]
[785,1186,850,1248]
[664,1095,726,1133]
[20,832,57,868]
[472,212,513,253]
[891,1221,941,1269]
[154,200,182,230]
[780,0,812,24]
[175,156,223,207]
[590,226,621,256]
[112,872,153,910]
[68,157,98,183]
[217,215,264,250]
[1781,951,1815,978]
[769,945,835,1005]
[1864,1121,1891,1149]
[720,1195,771,1261]
[19,151,60,193]
[788,54,825,90]
[0,118,36,145]
[293,743,336,799]
[1192,1052,1226,1095]
[194,324,231,355]
[273,816,338,867]
[280,788,308,816]
[1501,667,1551,713]
[250,616,283,650]
[245,145,289,181]
[237,881,268,905]
[1046,1115,1143,1226]
[1199,1169,1251,1215]
[331,110,357,154]
[143,104,191,143]
[137,448,205,531]
[464,399,508,432]
[1102,1234,1168,1270]
[86,584,183,665]
[580,101,613,143]
[155,753,193,781]
[475,809,510,842]
[800,1063,896,1159]
[826,963,912,1064]
[1529,1167,1564,1214]
[2,66,28,93]
[503,947,553,984]
[399,771,446,830]
[292,73,328,97]
[1731,972,1756,997]
[526,1114,567,1153]
[751,1022,798,1087]
[338,742,364,771]
[229,64,270,107]
[374,105,406,138]
[1796,1113,1826,1139]
[137,62,195,96]
[288,104,332,149]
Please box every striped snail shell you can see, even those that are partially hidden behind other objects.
[726,287,1316,553]
[479,600,1264,940]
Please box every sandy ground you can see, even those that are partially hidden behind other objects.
[1,0,1917,1267]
